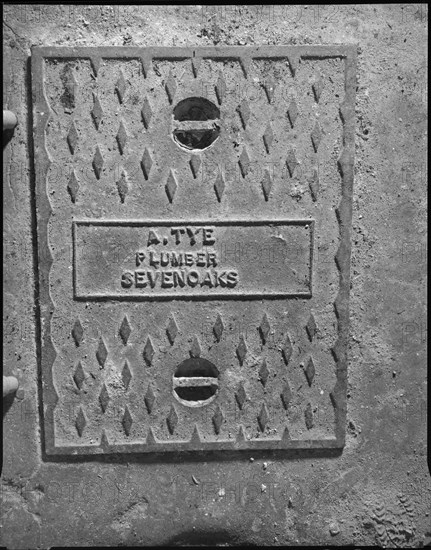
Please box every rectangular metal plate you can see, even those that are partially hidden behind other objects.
[32,46,356,456]
[73,219,313,299]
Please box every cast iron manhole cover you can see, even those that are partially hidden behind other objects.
[32,46,356,456]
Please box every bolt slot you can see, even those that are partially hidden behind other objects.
[173,358,219,407]
[172,97,220,151]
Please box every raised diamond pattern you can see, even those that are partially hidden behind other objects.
[141,97,152,129]
[91,93,103,130]
[75,407,86,437]
[68,171,80,203]
[167,406,178,434]
[145,385,156,414]
[67,122,78,154]
[143,336,155,366]
[258,403,269,432]
[212,406,224,435]
[236,335,247,365]
[93,146,104,179]
[259,314,271,344]
[122,361,132,389]
[73,362,85,389]
[165,170,178,203]
[71,319,84,346]
[239,147,251,178]
[96,338,108,367]
[213,314,224,342]
[166,316,179,345]
[116,121,128,154]
[119,316,132,344]
[141,148,153,180]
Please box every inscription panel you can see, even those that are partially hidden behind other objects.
[32,46,356,456]
[74,220,313,299]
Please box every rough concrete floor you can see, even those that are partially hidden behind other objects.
[2,4,429,547]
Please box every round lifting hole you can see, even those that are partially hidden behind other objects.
[173,358,219,407]
[172,97,220,151]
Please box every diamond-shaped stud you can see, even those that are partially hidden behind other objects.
[239,147,251,178]
[140,54,151,78]
[68,171,80,203]
[212,406,224,435]
[191,56,202,78]
[304,357,315,386]
[304,403,314,429]
[238,99,251,129]
[306,314,317,341]
[96,337,108,367]
[143,336,155,366]
[311,122,322,152]
[67,121,78,154]
[90,56,102,77]
[261,169,273,201]
[259,360,270,387]
[141,148,153,180]
[213,314,224,342]
[312,74,324,103]
[235,383,247,410]
[122,405,133,435]
[141,96,153,129]
[116,170,128,203]
[263,76,276,103]
[287,99,299,128]
[259,314,271,344]
[116,70,127,104]
[285,149,298,178]
[116,121,128,155]
[165,71,176,103]
[240,56,252,78]
[165,170,178,203]
[166,316,179,345]
[75,407,86,437]
[190,155,201,179]
[236,335,247,365]
[258,403,269,432]
[263,122,274,153]
[214,171,225,202]
[215,72,226,105]
[71,319,84,346]
[99,383,110,413]
[93,146,104,179]
[190,336,201,358]
[309,168,319,201]
[122,361,132,389]
[281,382,292,409]
[282,335,293,364]
[63,69,78,109]
[91,93,104,130]
[286,53,298,77]
[119,316,132,345]
[73,361,85,389]
[144,385,156,414]
[167,405,178,434]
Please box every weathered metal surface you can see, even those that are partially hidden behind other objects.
[31,46,356,456]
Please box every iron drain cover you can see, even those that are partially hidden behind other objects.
[32,46,356,456]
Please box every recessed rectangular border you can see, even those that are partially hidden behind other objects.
[72,218,314,301]
[31,45,356,456]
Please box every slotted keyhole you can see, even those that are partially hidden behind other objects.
[173,358,219,407]
[172,97,221,151]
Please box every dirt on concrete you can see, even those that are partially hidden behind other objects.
[2,4,429,547]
